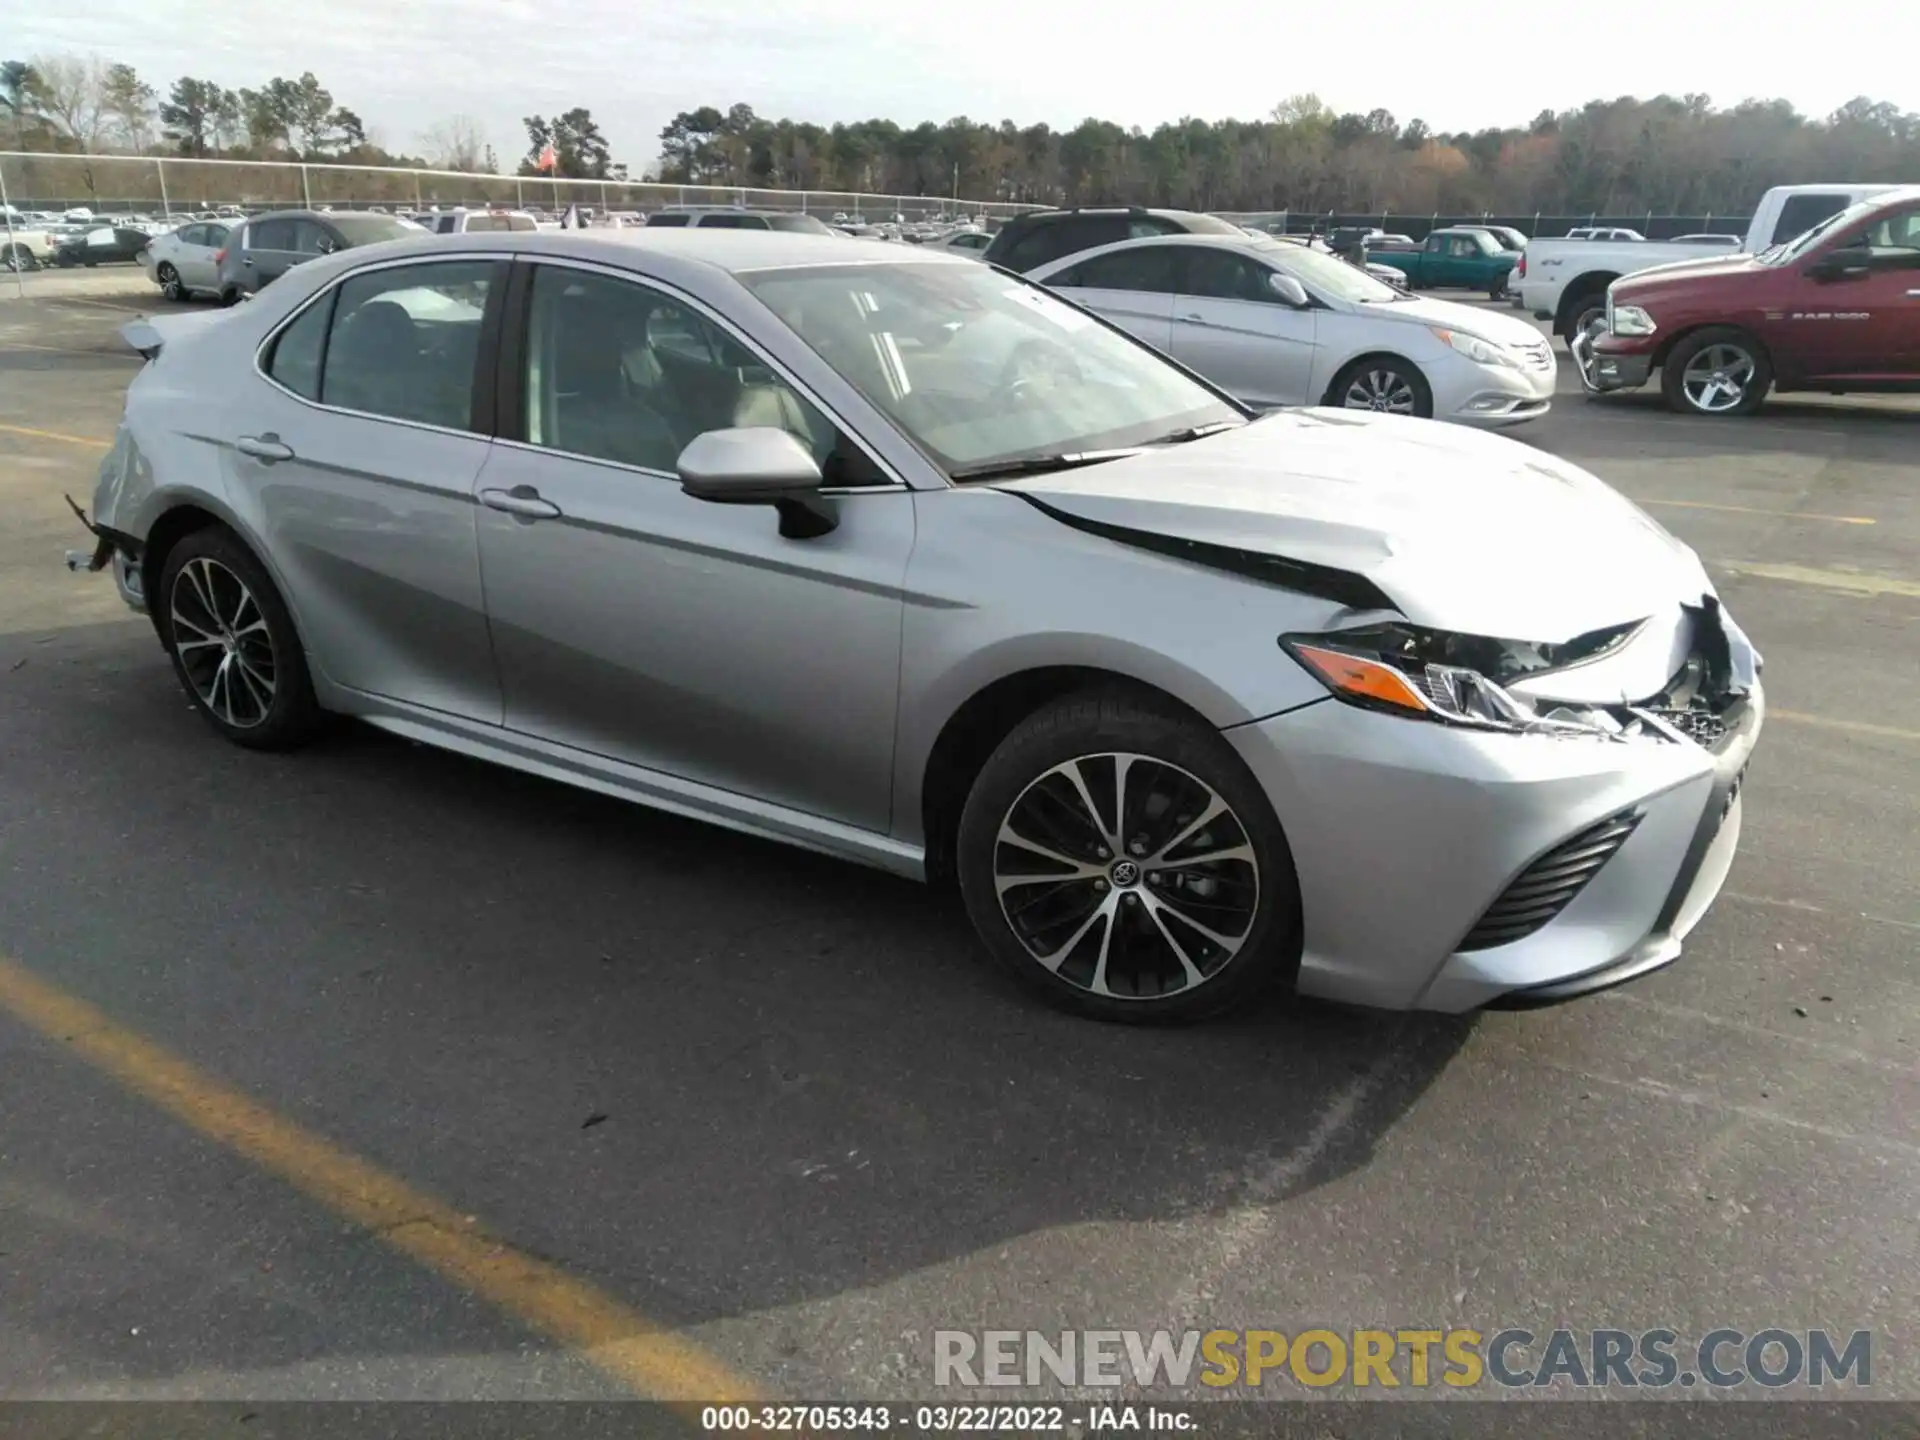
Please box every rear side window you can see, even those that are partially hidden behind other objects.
[509,214,537,232]
[1771,193,1851,246]
[251,217,295,250]
[317,260,499,430]
[1055,246,1178,293]
[264,292,335,400]
[646,212,690,227]
[996,223,1066,272]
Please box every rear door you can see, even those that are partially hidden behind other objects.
[240,256,507,721]
[1041,246,1178,351]
[1167,245,1317,407]
[182,224,228,289]
[243,217,302,285]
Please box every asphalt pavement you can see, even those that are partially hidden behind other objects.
[1,272,1916,1417]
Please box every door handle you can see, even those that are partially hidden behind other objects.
[235,434,294,463]
[480,486,562,520]
[241,256,255,266]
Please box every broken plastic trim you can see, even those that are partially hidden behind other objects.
[63,494,140,573]
[1010,493,1398,612]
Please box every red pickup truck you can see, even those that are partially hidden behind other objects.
[1583,187,1920,416]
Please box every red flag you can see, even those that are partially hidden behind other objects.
[536,143,558,172]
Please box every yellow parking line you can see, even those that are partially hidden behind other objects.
[0,339,141,360]
[1719,562,1920,599]
[0,954,761,1406]
[1771,710,1920,743]
[1634,498,1874,525]
[0,421,110,449]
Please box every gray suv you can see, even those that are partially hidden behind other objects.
[217,210,421,303]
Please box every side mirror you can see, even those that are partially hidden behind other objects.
[1267,272,1310,307]
[1809,246,1871,281]
[677,427,835,538]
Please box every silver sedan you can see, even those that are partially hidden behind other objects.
[1030,234,1558,426]
[73,230,1760,1022]
[140,219,233,301]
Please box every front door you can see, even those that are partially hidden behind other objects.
[1786,199,1920,381]
[1167,245,1317,407]
[1043,244,1178,352]
[472,262,913,833]
[238,257,506,722]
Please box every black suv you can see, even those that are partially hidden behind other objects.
[982,207,1244,272]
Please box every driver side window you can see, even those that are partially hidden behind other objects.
[1179,248,1274,302]
[522,267,888,485]
[1852,205,1920,259]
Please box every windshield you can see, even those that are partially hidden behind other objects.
[740,262,1243,476]
[1768,197,1886,264]
[1253,237,1401,303]
[328,214,420,245]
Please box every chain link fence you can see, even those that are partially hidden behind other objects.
[1,151,1040,225]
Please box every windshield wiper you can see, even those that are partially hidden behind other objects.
[948,449,1143,482]
[1145,420,1244,444]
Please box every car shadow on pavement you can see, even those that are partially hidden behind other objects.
[1,621,1477,1365]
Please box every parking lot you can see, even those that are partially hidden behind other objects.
[2,272,1916,1418]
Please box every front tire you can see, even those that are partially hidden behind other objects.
[956,688,1302,1024]
[1329,356,1433,418]
[1660,327,1772,417]
[159,527,325,751]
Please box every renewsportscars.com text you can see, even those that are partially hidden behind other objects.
[933,1327,1873,1391]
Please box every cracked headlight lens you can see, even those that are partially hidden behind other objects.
[1280,620,1644,734]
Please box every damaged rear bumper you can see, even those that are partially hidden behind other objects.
[63,493,147,611]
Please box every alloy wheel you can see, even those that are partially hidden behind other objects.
[169,556,278,729]
[158,262,182,300]
[1342,368,1420,414]
[1680,344,1756,413]
[992,753,1261,1002]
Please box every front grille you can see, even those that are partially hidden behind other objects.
[1458,810,1642,951]
[1516,341,1554,373]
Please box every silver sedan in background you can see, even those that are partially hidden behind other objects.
[141,219,233,301]
[1031,234,1558,425]
[75,230,1758,1024]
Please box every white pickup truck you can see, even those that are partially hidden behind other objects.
[1516,183,1913,342]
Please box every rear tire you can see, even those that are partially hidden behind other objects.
[1,243,36,272]
[218,286,240,307]
[158,526,325,751]
[956,688,1302,1024]
[157,262,184,301]
[1660,327,1772,417]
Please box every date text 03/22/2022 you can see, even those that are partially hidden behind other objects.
[701,1404,1190,1432]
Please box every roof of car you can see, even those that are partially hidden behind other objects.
[349,227,976,276]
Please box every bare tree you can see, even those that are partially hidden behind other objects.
[27,52,111,151]
[421,114,488,171]
[101,62,156,152]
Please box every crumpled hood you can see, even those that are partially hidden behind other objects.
[993,409,1714,642]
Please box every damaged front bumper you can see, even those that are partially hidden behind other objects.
[1227,597,1765,1012]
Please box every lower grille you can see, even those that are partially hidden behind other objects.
[1458,810,1642,951]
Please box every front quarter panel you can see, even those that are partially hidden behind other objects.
[891,485,1343,847]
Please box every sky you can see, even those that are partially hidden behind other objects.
[12,0,1919,175]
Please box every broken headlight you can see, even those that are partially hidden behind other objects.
[1279,619,1644,735]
